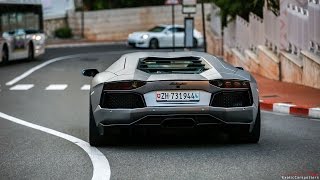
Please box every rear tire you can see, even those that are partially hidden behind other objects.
[1,46,8,65]
[149,38,159,49]
[244,109,261,143]
[89,105,103,146]
[27,43,34,61]
[231,107,261,143]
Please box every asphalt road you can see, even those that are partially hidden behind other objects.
[0,45,319,180]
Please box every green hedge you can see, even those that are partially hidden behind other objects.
[54,27,73,39]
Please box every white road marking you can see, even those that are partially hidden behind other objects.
[81,84,91,90]
[5,50,137,87]
[5,55,80,86]
[46,84,68,90]
[0,112,111,180]
[10,84,34,90]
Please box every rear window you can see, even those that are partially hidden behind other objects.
[137,57,210,74]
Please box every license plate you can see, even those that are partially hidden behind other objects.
[156,91,200,102]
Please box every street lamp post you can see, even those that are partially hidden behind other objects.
[172,4,175,52]
[201,0,207,52]
[81,0,84,38]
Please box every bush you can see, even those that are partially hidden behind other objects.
[54,27,73,39]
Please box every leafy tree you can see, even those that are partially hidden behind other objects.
[266,0,280,15]
[82,0,106,10]
[83,0,167,10]
[211,0,279,27]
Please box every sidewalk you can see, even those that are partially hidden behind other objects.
[254,74,320,118]
[46,38,125,48]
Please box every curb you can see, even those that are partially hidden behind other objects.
[46,41,126,49]
[260,100,320,119]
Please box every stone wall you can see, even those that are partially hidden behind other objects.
[44,18,68,38]
[68,4,211,41]
[302,51,320,89]
[244,50,260,74]
[280,52,303,85]
[256,46,280,81]
[217,41,320,89]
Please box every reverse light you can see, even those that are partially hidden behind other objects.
[210,79,250,89]
[103,81,146,90]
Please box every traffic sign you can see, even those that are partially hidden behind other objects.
[182,0,196,5]
[182,0,197,14]
[165,0,180,5]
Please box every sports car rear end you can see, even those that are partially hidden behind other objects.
[84,52,260,146]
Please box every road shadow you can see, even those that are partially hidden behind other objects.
[0,58,42,67]
[98,129,258,148]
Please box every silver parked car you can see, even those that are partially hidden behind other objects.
[83,51,260,146]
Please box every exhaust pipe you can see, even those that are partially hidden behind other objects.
[161,118,196,128]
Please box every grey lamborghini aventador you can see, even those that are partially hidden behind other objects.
[82,51,260,146]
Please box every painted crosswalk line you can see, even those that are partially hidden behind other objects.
[81,84,91,90]
[45,84,68,90]
[8,84,91,91]
[10,84,34,90]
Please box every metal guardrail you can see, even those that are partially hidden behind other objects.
[263,8,280,54]
[287,4,309,55]
[223,21,235,49]
[308,0,320,54]
[235,16,250,54]
[210,1,320,56]
[249,13,264,53]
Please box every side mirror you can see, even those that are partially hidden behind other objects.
[236,67,244,70]
[164,31,171,35]
[82,69,99,77]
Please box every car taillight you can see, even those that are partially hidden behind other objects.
[103,81,146,90]
[210,79,250,89]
